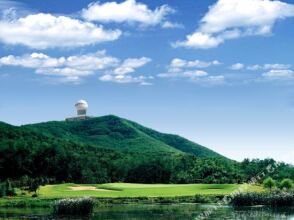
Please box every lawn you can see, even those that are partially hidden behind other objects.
[38,183,263,198]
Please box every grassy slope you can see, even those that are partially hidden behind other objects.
[23,115,223,158]
[38,183,263,198]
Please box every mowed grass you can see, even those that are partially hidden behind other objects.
[38,183,263,198]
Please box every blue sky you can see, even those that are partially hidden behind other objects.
[0,0,294,164]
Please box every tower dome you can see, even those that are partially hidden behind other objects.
[75,100,88,116]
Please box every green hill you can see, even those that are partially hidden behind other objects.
[23,115,222,158]
[0,116,293,184]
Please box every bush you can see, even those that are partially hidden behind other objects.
[263,177,276,191]
[32,193,38,198]
[279,179,293,191]
[230,192,294,207]
[52,197,95,216]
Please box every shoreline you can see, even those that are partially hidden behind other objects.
[0,195,223,208]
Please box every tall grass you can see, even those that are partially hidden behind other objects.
[52,197,95,216]
[230,192,294,207]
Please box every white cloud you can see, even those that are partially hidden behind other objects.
[158,58,224,85]
[262,69,294,79]
[230,63,245,70]
[246,63,292,70]
[247,65,262,71]
[0,51,152,84]
[36,68,93,77]
[206,75,225,84]
[173,32,223,49]
[263,63,292,70]
[99,74,152,85]
[113,57,151,75]
[0,51,120,82]
[158,70,208,79]
[170,58,221,69]
[101,57,152,84]
[174,0,294,49]
[0,51,119,73]
[82,0,174,27]
[161,21,183,29]
[0,13,121,49]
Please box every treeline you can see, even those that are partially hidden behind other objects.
[0,139,293,185]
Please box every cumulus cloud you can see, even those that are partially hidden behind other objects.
[113,57,151,75]
[0,51,118,73]
[100,57,152,85]
[230,63,245,70]
[173,0,294,49]
[158,70,208,79]
[0,13,121,49]
[82,0,174,27]
[158,58,224,85]
[0,51,117,82]
[99,74,153,85]
[0,51,152,84]
[171,58,221,68]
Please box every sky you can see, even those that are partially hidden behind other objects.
[0,0,294,164]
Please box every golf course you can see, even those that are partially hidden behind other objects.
[38,183,261,198]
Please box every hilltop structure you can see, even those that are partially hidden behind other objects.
[65,100,91,121]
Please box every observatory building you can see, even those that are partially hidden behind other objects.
[65,100,91,121]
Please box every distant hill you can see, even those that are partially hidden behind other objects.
[23,115,223,158]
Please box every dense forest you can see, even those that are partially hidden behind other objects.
[0,116,293,184]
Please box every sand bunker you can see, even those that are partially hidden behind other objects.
[69,186,114,192]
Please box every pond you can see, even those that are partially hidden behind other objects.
[0,204,293,219]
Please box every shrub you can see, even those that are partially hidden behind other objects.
[230,192,294,207]
[263,177,276,191]
[279,179,293,191]
[31,193,38,198]
[52,197,95,216]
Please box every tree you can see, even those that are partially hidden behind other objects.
[263,177,276,191]
[279,179,293,191]
[0,183,6,197]
[28,178,43,196]
[5,180,16,196]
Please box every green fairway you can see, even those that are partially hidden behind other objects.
[38,183,262,198]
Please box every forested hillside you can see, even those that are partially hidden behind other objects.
[24,115,222,157]
[0,116,293,184]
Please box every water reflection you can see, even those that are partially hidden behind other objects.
[0,204,293,219]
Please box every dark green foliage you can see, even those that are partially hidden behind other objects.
[0,180,16,197]
[28,178,42,195]
[126,158,172,183]
[5,180,16,196]
[0,116,293,184]
[230,192,294,207]
[24,115,221,157]
[124,119,224,158]
[52,197,95,216]
[0,183,6,197]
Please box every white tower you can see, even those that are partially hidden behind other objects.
[66,100,91,121]
[75,100,88,116]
